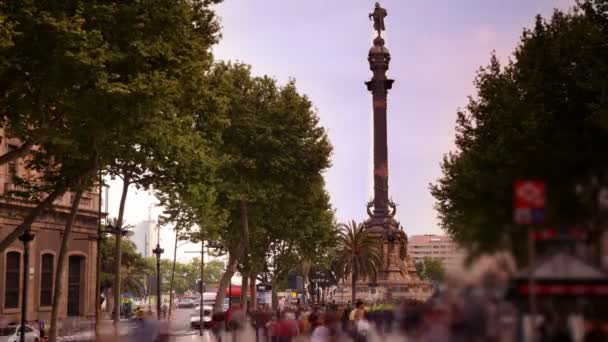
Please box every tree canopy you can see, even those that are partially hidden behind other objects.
[0,0,223,252]
[415,257,446,284]
[430,0,608,262]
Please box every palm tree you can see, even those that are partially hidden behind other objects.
[335,220,382,303]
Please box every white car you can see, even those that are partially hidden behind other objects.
[190,305,213,329]
[0,325,40,342]
[178,298,196,308]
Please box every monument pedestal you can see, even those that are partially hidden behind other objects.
[333,215,431,304]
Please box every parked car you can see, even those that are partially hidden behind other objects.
[0,325,40,342]
[177,298,195,308]
[190,305,213,329]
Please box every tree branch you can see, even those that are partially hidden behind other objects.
[0,162,97,253]
[0,141,33,166]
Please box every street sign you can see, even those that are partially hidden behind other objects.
[514,180,546,224]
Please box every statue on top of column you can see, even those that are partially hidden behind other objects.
[369,2,387,37]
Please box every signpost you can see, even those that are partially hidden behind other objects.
[514,180,546,341]
[514,180,546,225]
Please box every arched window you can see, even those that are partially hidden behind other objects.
[4,251,20,308]
[40,254,54,307]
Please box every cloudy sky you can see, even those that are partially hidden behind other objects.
[108,0,575,260]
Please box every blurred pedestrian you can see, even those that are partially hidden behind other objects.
[341,302,352,333]
[354,311,371,342]
[161,303,167,320]
[310,312,329,342]
[134,309,158,342]
[583,320,607,342]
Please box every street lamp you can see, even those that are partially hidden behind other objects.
[18,229,35,342]
[152,225,164,321]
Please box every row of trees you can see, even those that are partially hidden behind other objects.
[99,236,224,298]
[158,61,336,312]
[0,0,336,335]
[431,0,608,263]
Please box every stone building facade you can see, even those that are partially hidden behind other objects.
[0,134,100,323]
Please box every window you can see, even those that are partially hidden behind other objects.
[7,145,17,182]
[4,252,20,308]
[40,254,54,306]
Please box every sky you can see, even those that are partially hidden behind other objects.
[107,0,575,262]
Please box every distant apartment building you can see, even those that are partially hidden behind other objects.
[408,234,466,273]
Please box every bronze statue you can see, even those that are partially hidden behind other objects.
[369,2,387,37]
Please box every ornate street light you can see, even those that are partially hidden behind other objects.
[18,229,35,342]
[152,225,164,321]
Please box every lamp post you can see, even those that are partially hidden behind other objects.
[152,225,164,321]
[19,229,35,342]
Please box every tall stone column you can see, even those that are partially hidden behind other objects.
[366,36,394,218]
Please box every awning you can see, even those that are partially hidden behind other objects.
[510,252,608,297]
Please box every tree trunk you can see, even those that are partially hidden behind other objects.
[214,251,237,312]
[351,274,357,304]
[240,272,249,312]
[249,273,257,311]
[271,280,278,311]
[0,185,67,252]
[168,229,179,319]
[49,187,84,342]
[0,163,96,253]
[239,200,250,262]
[0,140,33,165]
[113,173,130,324]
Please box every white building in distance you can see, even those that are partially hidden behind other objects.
[408,234,466,274]
[131,211,158,258]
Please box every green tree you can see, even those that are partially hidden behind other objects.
[430,1,608,263]
[190,62,332,312]
[416,257,446,283]
[148,258,224,295]
[0,0,222,254]
[253,177,336,309]
[334,220,382,303]
[1,1,223,336]
[100,236,154,297]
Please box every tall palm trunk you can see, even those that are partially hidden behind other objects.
[351,273,357,304]
[113,173,130,324]
[49,188,84,342]
[168,229,179,319]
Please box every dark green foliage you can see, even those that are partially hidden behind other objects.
[430,0,608,262]
[415,257,446,283]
